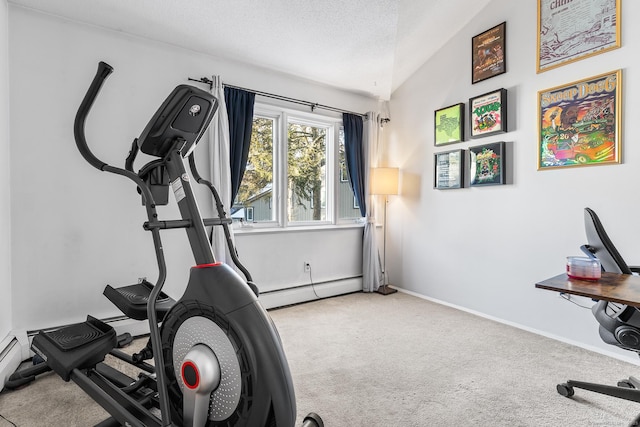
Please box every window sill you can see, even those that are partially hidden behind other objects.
[233,221,364,235]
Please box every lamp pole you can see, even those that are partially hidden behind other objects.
[370,167,399,295]
[376,185,397,295]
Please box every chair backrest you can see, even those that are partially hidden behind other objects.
[583,208,640,352]
[584,207,632,274]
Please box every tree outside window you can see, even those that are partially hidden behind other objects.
[288,122,326,222]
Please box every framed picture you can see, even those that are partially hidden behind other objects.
[434,149,464,190]
[434,103,464,146]
[472,22,506,84]
[469,88,507,138]
[538,70,621,170]
[537,0,620,73]
[469,142,505,187]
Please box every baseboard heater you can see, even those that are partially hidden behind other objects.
[21,276,363,336]
[62,276,362,338]
[0,336,23,392]
[8,276,361,373]
[259,276,362,310]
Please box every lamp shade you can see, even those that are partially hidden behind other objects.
[370,167,399,196]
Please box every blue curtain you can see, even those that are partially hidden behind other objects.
[343,113,366,217]
[224,87,256,202]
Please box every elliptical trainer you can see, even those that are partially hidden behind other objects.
[27,61,323,427]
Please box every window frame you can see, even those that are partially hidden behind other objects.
[234,101,363,232]
[285,114,334,227]
[242,107,281,228]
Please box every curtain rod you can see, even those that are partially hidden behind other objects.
[188,76,368,119]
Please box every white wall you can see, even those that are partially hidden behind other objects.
[388,0,640,361]
[8,6,376,332]
[0,0,11,341]
[236,227,364,292]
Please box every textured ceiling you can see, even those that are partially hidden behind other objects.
[8,0,489,99]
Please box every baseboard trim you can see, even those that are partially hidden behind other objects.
[397,287,640,366]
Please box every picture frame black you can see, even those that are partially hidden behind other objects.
[469,88,507,139]
[472,22,506,84]
[434,103,465,146]
[434,149,465,190]
[469,142,505,187]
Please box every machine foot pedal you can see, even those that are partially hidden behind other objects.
[104,280,175,321]
[31,315,117,381]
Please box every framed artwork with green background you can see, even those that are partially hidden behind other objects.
[469,142,505,186]
[434,103,464,146]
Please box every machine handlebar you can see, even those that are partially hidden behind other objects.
[73,61,113,171]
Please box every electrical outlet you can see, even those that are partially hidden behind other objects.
[304,261,311,272]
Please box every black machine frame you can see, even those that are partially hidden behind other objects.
[10,62,322,427]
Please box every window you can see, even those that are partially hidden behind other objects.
[340,162,348,182]
[235,104,363,228]
[236,115,275,223]
[288,120,328,223]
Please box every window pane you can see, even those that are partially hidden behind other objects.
[235,116,274,223]
[287,121,327,222]
[338,128,363,220]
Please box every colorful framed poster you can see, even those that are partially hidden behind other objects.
[472,22,506,84]
[434,103,464,146]
[538,70,621,170]
[469,88,507,139]
[469,142,505,187]
[434,149,464,190]
[537,0,621,73]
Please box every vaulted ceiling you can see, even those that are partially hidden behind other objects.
[8,0,489,99]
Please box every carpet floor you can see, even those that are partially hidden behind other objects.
[2,291,640,426]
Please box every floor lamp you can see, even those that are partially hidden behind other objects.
[371,167,399,295]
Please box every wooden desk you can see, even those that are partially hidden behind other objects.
[536,272,640,307]
[536,272,640,420]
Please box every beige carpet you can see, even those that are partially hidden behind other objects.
[2,291,640,426]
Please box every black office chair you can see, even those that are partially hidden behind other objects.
[557,207,640,411]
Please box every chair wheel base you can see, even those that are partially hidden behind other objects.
[557,383,575,397]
